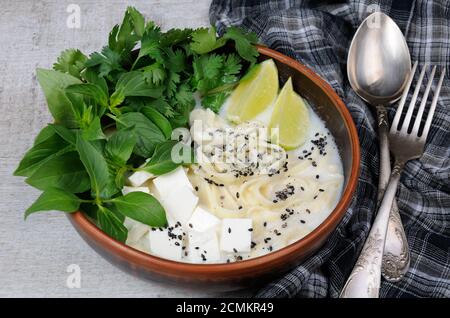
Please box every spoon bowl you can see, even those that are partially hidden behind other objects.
[347,12,411,105]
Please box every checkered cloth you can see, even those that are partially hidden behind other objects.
[210,0,450,298]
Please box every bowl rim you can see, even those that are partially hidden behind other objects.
[69,46,360,276]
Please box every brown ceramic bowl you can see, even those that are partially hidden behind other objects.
[68,46,360,290]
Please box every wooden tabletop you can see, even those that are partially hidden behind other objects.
[0,0,252,298]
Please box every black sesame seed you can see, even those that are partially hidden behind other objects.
[228,227,231,234]
[300,220,306,224]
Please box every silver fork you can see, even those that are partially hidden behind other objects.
[340,63,445,298]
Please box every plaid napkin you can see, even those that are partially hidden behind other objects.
[210,0,450,298]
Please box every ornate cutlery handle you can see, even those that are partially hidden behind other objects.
[376,105,410,282]
[340,161,404,298]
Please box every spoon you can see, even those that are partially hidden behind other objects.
[342,12,411,297]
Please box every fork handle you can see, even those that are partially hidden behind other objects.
[340,161,404,298]
[376,105,410,282]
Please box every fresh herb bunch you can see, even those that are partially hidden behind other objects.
[14,7,259,242]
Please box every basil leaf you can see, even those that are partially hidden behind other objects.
[116,112,165,158]
[97,207,128,242]
[110,192,167,227]
[14,132,71,177]
[81,117,106,141]
[141,140,180,175]
[36,69,82,128]
[26,151,90,193]
[81,68,108,96]
[114,71,163,100]
[50,124,76,145]
[141,106,172,139]
[104,127,137,165]
[33,125,57,146]
[76,134,118,199]
[25,187,81,219]
[66,83,109,108]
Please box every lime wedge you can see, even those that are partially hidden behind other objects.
[227,59,279,123]
[268,78,310,150]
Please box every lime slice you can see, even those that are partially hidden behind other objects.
[268,78,310,150]
[227,59,279,123]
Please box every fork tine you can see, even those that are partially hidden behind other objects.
[391,61,418,132]
[412,65,437,135]
[400,63,428,133]
[421,68,445,142]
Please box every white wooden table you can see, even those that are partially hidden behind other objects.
[0,0,252,298]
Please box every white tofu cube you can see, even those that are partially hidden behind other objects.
[162,185,198,226]
[187,206,220,232]
[123,217,139,230]
[122,186,150,196]
[220,218,253,253]
[126,222,150,244]
[128,232,151,253]
[128,171,154,187]
[188,229,221,263]
[153,166,193,196]
[148,227,183,261]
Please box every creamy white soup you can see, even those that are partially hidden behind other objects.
[122,96,344,264]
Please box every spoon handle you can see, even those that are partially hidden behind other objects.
[376,105,410,281]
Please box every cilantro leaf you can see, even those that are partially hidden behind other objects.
[190,27,226,54]
[223,26,259,63]
[53,49,87,78]
[85,47,123,78]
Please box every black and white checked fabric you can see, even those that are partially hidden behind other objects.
[210,0,450,298]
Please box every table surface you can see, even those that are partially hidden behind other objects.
[0,0,252,298]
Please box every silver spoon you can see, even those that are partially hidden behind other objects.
[342,12,411,296]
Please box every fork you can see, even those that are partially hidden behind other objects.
[340,62,445,298]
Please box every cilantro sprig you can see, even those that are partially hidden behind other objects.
[14,7,259,242]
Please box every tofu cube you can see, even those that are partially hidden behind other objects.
[148,227,183,261]
[128,232,151,253]
[153,166,193,196]
[128,171,154,187]
[126,222,150,244]
[188,229,221,263]
[220,218,253,253]
[162,185,198,226]
[122,186,150,196]
[187,206,220,232]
